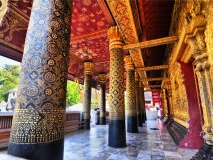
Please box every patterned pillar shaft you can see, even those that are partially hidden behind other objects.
[8,1,72,159]
[83,62,94,129]
[135,72,143,127]
[99,74,106,125]
[108,26,126,148]
[166,81,173,117]
[124,56,138,133]
[139,82,146,123]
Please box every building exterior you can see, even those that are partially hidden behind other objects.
[7,87,17,111]
[0,0,212,159]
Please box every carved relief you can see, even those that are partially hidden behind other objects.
[170,62,189,128]
[168,0,213,144]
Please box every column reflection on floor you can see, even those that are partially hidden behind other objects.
[63,119,198,160]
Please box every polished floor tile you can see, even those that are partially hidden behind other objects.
[0,120,198,160]
[63,119,197,160]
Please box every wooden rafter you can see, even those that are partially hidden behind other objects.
[123,36,178,50]
[137,65,168,71]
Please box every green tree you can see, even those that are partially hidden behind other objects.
[66,81,80,107]
[0,65,20,101]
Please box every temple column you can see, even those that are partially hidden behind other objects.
[139,82,146,123]
[124,56,138,133]
[8,1,72,159]
[108,26,126,148]
[99,74,106,125]
[162,89,168,116]
[83,62,94,129]
[135,72,143,127]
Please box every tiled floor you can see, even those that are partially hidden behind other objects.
[63,120,198,160]
[0,119,198,160]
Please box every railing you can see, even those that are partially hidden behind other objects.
[0,112,13,148]
[65,111,85,132]
[0,111,85,148]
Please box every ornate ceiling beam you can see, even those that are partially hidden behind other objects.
[137,65,168,71]
[106,0,149,86]
[140,77,165,82]
[144,85,161,88]
[144,89,161,92]
[123,36,178,50]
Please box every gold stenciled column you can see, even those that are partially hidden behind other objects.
[8,0,72,159]
[166,81,173,117]
[139,81,146,123]
[99,73,106,125]
[161,89,168,116]
[83,62,94,129]
[108,26,126,148]
[124,56,138,133]
[135,72,143,127]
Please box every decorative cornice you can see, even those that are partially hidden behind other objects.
[124,55,134,71]
[137,65,168,71]
[99,73,106,84]
[108,26,123,50]
[123,36,178,50]
[84,62,94,75]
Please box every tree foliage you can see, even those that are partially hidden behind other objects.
[66,81,80,107]
[0,65,20,101]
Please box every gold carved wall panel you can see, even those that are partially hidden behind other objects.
[170,62,189,127]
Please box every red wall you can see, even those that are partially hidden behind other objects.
[178,61,204,148]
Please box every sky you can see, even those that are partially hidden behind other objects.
[0,56,20,68]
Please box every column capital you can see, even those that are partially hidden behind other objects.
[108,26,123,50]
[99,73,106,84]
[124,55,135,71]
[84,62,94,75]
[139,81,144,88]
[135,71,139,81]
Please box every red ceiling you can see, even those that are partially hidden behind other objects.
[0,0,174,88]
[69,0,115,83]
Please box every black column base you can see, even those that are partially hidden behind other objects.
[8,139,64,160]
[108,120,126,148]
[166,120,188,145]
[127,115,138,133]
[142,113,145,123]
[144,113,147,121]
[84,119,90,129]
[137,114,143,127]
[191,143,213,160]
[100,117,106,125]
